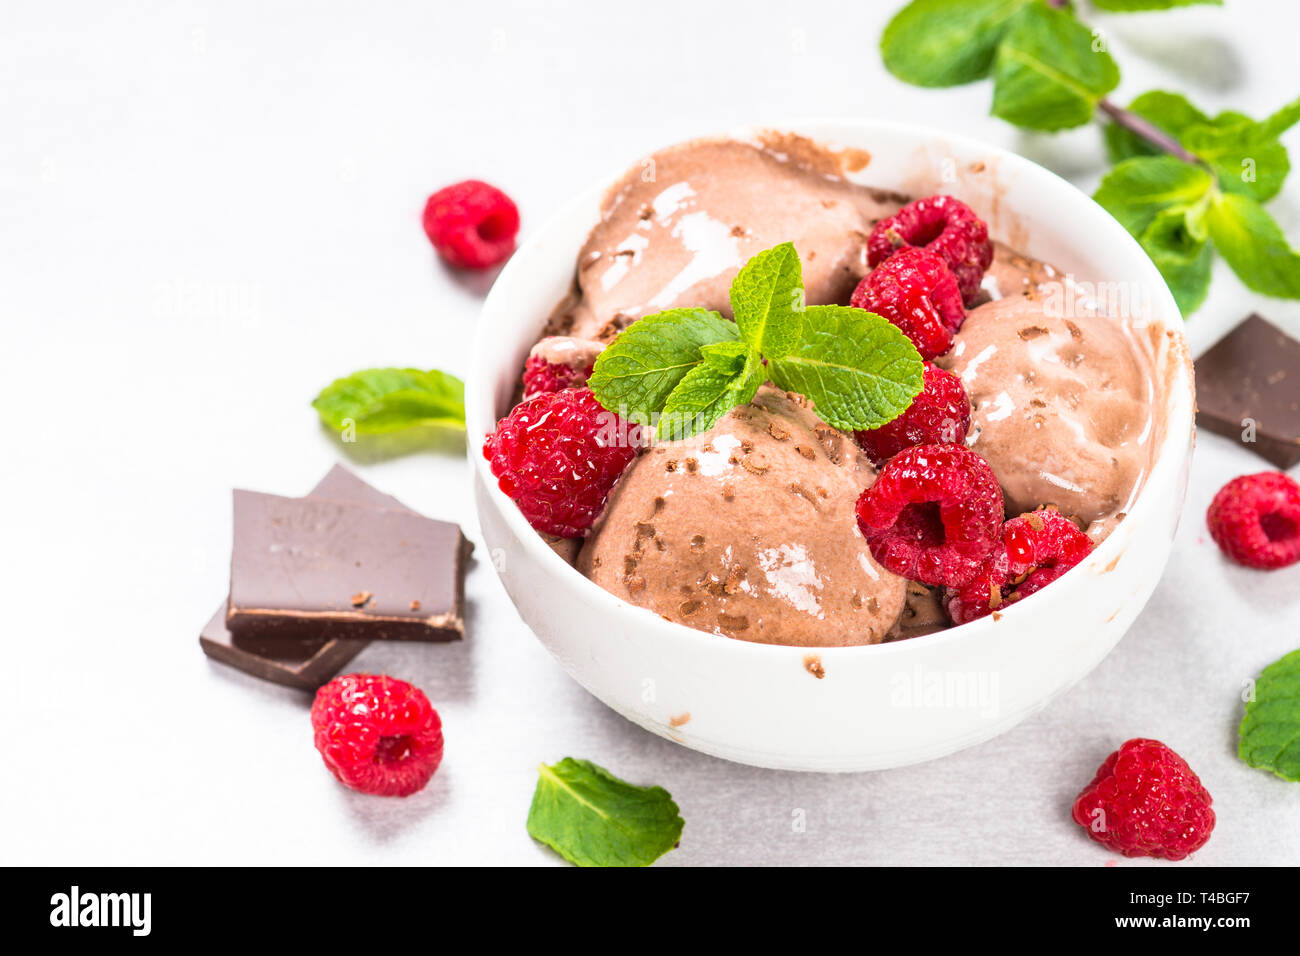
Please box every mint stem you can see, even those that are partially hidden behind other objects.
[1097,97,1203,165]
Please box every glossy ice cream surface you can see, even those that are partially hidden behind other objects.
[579,388,907,646]
[941,279,1156,535]
[549,134,902,342]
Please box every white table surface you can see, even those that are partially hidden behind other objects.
[3,0,1299,866]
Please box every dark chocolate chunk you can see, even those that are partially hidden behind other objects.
[200,465,442,688]
[226,489,470,643]
[199,602,367,690]
[1196,314,1300,468]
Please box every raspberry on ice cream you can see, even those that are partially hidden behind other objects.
[945,508,1095,624]
[855,444,1004,588]
[1207,471,1300,569]
[423,179,520,269]
[310,674,444,797]
[866,194,993,305]
[1071,738,1215,861]
[484,388,640,538]
[853,362,971,465]
[522,336,604,399]
[850,247,963,360]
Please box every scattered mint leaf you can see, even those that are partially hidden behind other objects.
[728,241,804,359]
[526,757,685,867]
[587,309,739,421]
[1092,0,1221,10]
[768,305,924,432]
[1092,156,1215,236]
[659,343,763,440]
[1205,191,1300,298]
[990,2,1120,132]
[311,367,465,434]
[1239,648,1300,782]
[1139,206,1213,315]
[881,0,1029,88]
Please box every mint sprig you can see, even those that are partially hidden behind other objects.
[879,0,1300,315]
[587,243,924,440]
[1239,648,1300,782]
[526,757,685,867]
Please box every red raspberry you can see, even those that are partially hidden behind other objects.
[867,195,993,305]
[855,444,1004,588]
[1206,471,1300,570]
[310,674,444,797]
[945,508,1094,624]
[1072,739,1215,861]
[523,355,595,398]
[853,362,971,465]
[483,388,640,538]
[850,247,964,359]
[423,180,519,269]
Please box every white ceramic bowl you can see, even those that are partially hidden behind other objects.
[469,119,1195,772]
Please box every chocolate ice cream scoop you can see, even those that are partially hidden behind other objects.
[578,387,906,646]
[554,134,903,342]
[941,295,1156,530]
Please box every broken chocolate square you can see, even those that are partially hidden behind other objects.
[200,466,398,688]
[225,489,470,643]
[1196,314,1300,468]
[199,465,469,688]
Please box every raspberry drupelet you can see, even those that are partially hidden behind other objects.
[310,674,444,797]
[854,444,1004,588]
[1206,471,1300,570]
[850,247,964,359]
[853,362,971,465]
[483,387,641,538]
[945,508,1095,624]
[866,194,993,306]
[423,179,520,269]
[1072,738,1215,861]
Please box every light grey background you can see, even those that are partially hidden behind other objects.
[2,0,1298,865]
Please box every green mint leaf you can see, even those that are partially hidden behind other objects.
[659,343,764,440]
[526,758,685,867]
[1205,191,1300,298]
[1106,91,1300,202]
[1239,648,1300,782]
[1092,156,1215,236]
[1182,116,1291,202]
[768,305,924,431]
[311,367,465,434]
[1139,206,1212,315]
[991,2,1120,131]
[586,309,739,421]
[1091,0,1221,10]
[881,0,1029,88]
[728,241,804,359]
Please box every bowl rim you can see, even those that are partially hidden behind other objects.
[469,116,1195,662]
